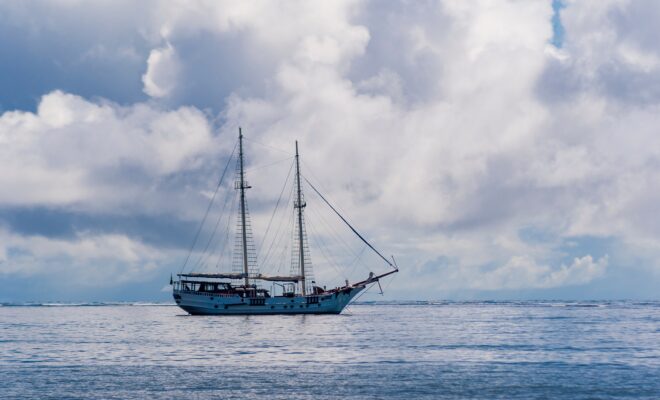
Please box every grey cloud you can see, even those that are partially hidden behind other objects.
[608,0,660,54]
[349,0,453,104]
[0,207,198,249]
[0,1,155,111]
[167,31,279,110]
[538,0,660,106]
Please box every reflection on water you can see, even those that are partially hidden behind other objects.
[0,302,659,399]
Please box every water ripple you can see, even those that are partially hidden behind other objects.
[0,301,658,399]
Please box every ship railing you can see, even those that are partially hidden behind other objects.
[175,290,237,298]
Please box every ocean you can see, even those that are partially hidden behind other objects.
[0,301,658,399]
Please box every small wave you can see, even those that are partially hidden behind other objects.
[0,302,174,307]
[352,300,634,307]
[548,302,606,308]
[355,300,435,306]
[632,301,660,307]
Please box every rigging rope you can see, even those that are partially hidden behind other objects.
[303,176,394,268]
[191,174,237,271]
[304,215,347,281]
[306,194,371,274]
[244,156,294,173]
[301,159,351,218]
[346,244,368,278]
[344,282,376,314]
[260,180,295,272]
[243,136,292,155]
[256,159,294,259]
[179,140,238,274]
[214,190,239,272]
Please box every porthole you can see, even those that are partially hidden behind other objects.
[214,305,218,309]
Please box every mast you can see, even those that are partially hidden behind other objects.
[295,141,306,296]
[238,128,250,287]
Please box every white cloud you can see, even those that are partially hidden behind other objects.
[475,254,608,290]
[142,42,181,98]
[0,90,216,212]
[0,228,169,285]
[219,0,555,231]
[618,42,660,72]
[210,0,660,295]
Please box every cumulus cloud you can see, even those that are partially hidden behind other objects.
[0,90,217,212]
[142,42,181,98]
[215,0,660,297]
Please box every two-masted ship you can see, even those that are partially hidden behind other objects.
[171,129,398,315]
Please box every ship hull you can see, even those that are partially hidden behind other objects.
[173,286,365,315]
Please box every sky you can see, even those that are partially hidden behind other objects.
[1,0,660,302]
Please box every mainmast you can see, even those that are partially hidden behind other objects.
[238,128,250,287]
[294,141,307,296]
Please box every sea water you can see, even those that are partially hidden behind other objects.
[0,301,658,399]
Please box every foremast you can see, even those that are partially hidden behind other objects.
[238,128,250,287]
[294,141,307,296]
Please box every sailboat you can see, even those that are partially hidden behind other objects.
[171,128,398,315]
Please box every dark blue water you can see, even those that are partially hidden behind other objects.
[1,301,659,399]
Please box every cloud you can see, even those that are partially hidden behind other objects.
[209,0,659,298]
[0,227,169,286]
[405,253,607,293]
[474,254,608,290]
[1,1,660,300]
[0,90,217,213]
[541,0,660,105]
[0,0,155,111]
[142,42,181,98]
